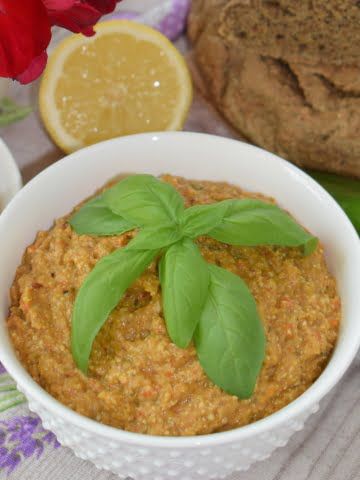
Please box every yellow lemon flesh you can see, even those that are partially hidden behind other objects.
[39,20,193,152]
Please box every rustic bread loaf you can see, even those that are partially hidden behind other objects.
[215,0,360,66]
[188,0,360,177]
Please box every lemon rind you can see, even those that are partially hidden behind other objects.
[39,20,193,153]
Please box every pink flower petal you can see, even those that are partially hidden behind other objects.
[42,0,75,10]
[16,51,48,84]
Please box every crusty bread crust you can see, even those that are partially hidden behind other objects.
[188,0,360,177]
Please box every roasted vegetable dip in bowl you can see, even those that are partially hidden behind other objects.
[0,132,359,479]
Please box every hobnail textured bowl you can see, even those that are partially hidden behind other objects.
[0,132,359,480]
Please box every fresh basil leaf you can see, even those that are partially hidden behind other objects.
[208,199,318,255]
[308,170,360,234]
[103,174,185,227]
[303,236,318,256]
[69,195,136,236]
[0,97,32,127]
[127,224,183,251]
[194,264,265,398]
[71,247,158,373]
[159,238,209,348]
[179,202,229,238]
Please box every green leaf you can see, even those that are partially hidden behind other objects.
[127,223,183,250]
[69,195,136,236]
[159,238,209,348]
[71,247,158,373]
[0,97,32,127]
[208,199,318,255]
[0,391,26,412]
[194,264,265,398]
[103,175,185,227]
[308,170,360,234]
[179,202,229,238]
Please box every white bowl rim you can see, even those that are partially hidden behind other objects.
[0,137,22,208]
[0,131,359,448]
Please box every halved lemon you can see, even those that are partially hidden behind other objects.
[39,20,193,153]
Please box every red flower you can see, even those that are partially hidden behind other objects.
[0,0,51,83]
[43,0,119,36]
[0,0,121,84]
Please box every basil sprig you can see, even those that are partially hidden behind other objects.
[195,265,265,398]
[69,196,135,236]
[72,245,159,373]
[69,175,317,398]
[0,97,32,127]
[103,174,185,226]
[159,238,210,348]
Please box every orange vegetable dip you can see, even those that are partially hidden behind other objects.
[7,175,340,436]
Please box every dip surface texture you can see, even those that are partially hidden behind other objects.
[7,176,340,436]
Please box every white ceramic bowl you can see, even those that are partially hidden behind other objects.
[0,138,22,211]
[0,132,359,480]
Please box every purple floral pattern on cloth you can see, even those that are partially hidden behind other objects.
[0,415,60,476]
[158,0,190,40]
[111,10,137,21]
[0,362,59,476]
[111,0,190,40]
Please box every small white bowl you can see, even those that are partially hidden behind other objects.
[0,132,359,480]
[0,138,22,211]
